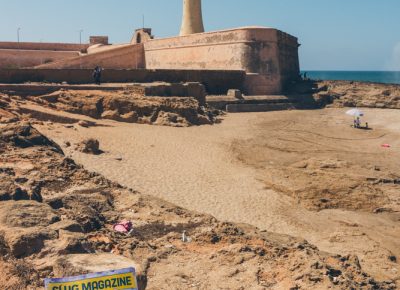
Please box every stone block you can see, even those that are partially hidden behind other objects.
[227,89,243,100]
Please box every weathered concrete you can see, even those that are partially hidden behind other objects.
[180,0,205,36]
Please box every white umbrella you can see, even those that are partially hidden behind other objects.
[346,108,364,117]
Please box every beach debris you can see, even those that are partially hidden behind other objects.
[381,144,391,148]
[113,220,133,234]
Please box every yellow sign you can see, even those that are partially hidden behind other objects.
[45,268,138,290]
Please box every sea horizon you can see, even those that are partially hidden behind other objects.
[301,70,400,85]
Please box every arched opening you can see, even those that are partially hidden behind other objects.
[136,33,142,44]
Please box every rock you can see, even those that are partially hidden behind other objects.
[78,120,96,128]
[153,111,188,127]
[120,111,139,123]
[32,89,217,127]
[0,201,59,257]
[196,114,212,125]
[101,110,120,120]
[0,180,42,202]
[0,123,63,153]
[49,220,84,233]
[77,139,103,155]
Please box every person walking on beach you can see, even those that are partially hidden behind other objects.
[93,66,103,85]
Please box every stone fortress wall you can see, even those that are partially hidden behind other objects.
[0,49,80,69]
[0,38,107,69]
[0,1,300,95]
[0,42,89,52]
[144,27,299,94]
[36,44,145,70]
[35,27,299,95]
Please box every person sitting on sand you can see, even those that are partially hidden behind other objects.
[356,117,361,128]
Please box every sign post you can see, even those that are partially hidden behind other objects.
[45,267,138,290]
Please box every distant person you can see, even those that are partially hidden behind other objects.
[93,66,103,85]
[303,72,308,80]
[356,117,361,128]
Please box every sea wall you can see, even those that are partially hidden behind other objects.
[0,68,245,94]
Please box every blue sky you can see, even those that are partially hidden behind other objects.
[0,0,399,71]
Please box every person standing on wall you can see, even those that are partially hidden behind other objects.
[93,66,103,85]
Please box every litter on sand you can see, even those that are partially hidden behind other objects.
[113,220,133,233]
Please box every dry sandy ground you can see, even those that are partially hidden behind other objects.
[38,108,400,283]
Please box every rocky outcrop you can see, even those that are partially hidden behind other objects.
[0,97,397,288]
[31,89,216,127]
[0,122,62,153]
[314,81,400,109]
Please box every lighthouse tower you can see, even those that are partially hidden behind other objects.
[180,0,205,36]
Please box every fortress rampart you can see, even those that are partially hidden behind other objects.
[36,44,145,70]
[0,49,80,69]
[0,42,89,52]
[144,27,299,94]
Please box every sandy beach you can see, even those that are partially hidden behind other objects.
[38,107,400,282]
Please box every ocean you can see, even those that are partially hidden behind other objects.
[301,71,400,85]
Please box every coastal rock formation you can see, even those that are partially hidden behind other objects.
[31,89,216,127]
[313,81,400,109]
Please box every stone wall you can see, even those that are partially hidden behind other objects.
[90,36,109,45]
[277,31,300,90]
[0,27,299,95]
[0,68,245,94]
[36,44,145,70]
[0,49,80,69]
[144,27,300,95]
[0,42,89,52]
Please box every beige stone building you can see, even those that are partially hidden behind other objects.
[0,0,300,95]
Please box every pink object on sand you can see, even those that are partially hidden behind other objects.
[381,144,391,148]
[113,220,133,233]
